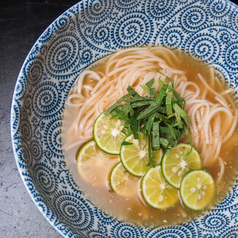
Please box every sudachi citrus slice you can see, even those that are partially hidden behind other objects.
[152,148,163,165]
[162,143,202,188]
[142,165,178,209]
[120,132,162,177]
[109,162,140,197]
[76,140,119,186]
[93,113,126,155]
[180,170,215,211]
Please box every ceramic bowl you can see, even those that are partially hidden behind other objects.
[11,0,238,237]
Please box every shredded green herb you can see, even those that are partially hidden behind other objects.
[121,141,133,146]
[104,71,191,167]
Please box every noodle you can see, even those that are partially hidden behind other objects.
[217,158,225,185]
[65,47,237,168]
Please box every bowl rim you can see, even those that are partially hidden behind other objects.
[10,0,238,237]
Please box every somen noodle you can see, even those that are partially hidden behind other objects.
[65,47,237,167]
[63,47,238,225]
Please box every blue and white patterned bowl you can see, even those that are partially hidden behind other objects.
[11,0,238,237]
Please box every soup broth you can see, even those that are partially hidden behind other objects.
[63,48,238,225]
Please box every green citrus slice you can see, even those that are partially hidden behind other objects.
[93,113,126,154]
[161,143,202,188]
[109,162,140,197]
[180,170,215,211]
[76,140,119,186]
[152,148,163,165]
[120,132,162,177]
[142,165,178,209]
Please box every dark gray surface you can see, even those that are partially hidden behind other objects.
[0,1,78,237]
[1,0,238,237]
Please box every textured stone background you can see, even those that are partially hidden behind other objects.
[1,0,238,237]
[0,1,78,237]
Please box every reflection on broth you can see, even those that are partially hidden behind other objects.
[62,47,238,225]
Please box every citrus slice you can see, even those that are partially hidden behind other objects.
[76,140,119,186]
[180,170,215,211]
[110,162,140,197]
[142,165,178,209]
[93,113,126,154]
[161,143,201,188]
[120,132,162,177]
[152,149,163,165]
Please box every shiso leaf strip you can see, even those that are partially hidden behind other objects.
[121,141,133,146]
[152,121,160,150]
[104,71,191,167]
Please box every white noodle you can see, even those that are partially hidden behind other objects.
[76,70,101,94]
[215,96,230,109]
[221,87,236,95]
[217,159,225,185]
[65,47,237,168]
